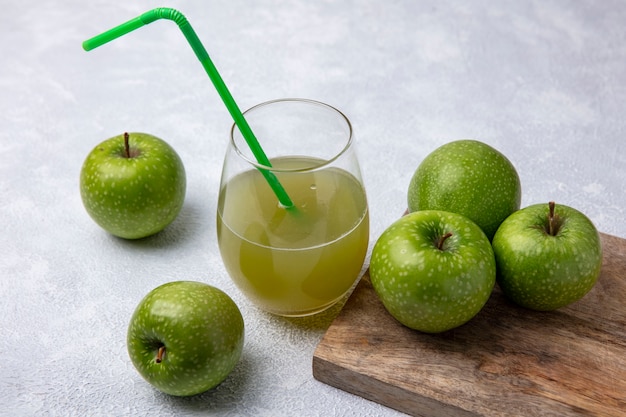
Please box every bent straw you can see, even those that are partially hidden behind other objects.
[83,7,294,208]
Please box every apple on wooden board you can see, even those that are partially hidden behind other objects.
[80,132,186,239]
[370,210,496,333]
[492,202,603,311]
[127,281,245,396]
[407,139,521,241]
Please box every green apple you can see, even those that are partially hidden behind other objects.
[492,202,603,311]
[370,210,496,333]
[80,132,186,239]
[408,140,521,240]
[127,281,245,396]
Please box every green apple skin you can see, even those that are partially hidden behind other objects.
[127,281,244,396]
[408,140,521,241]
[492,203,603,311]
[370,210,496,333]
[80,132,186,239]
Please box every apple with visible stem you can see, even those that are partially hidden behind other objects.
[492,201,603,311]
[370,210,496,333]
[80,132,186,239]
[127,281,245,396]
[407,140,521,240]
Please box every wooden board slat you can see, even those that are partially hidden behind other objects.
[313,233,626,417]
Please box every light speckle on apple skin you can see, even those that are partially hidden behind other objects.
[492,203,603,311]
[127,281,245,397]
[370,210,496,333]
[79,132,186,239]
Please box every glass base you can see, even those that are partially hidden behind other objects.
[267,300,340,318]
[254,281,361,317]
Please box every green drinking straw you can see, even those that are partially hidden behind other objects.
[82,7,294,209]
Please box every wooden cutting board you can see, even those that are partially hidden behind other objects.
[313,232,626,417]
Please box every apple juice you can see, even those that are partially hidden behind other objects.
[217,156,369,316]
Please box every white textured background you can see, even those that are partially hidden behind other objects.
[1,1,625,416]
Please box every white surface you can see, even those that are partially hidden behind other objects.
[1,1,625,416]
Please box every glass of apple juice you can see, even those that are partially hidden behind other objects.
[216,98,369,317]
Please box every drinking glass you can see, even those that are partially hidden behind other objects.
[216,98,369,317]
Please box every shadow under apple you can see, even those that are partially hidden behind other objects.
[107,199,212,252]
[155,350,255,412]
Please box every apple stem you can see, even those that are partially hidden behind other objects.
[156,345,166,364]
[124,132,130,158]
[437,232,453,250]
[548,201,559,236]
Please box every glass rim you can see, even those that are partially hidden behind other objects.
[229,98,354,173]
